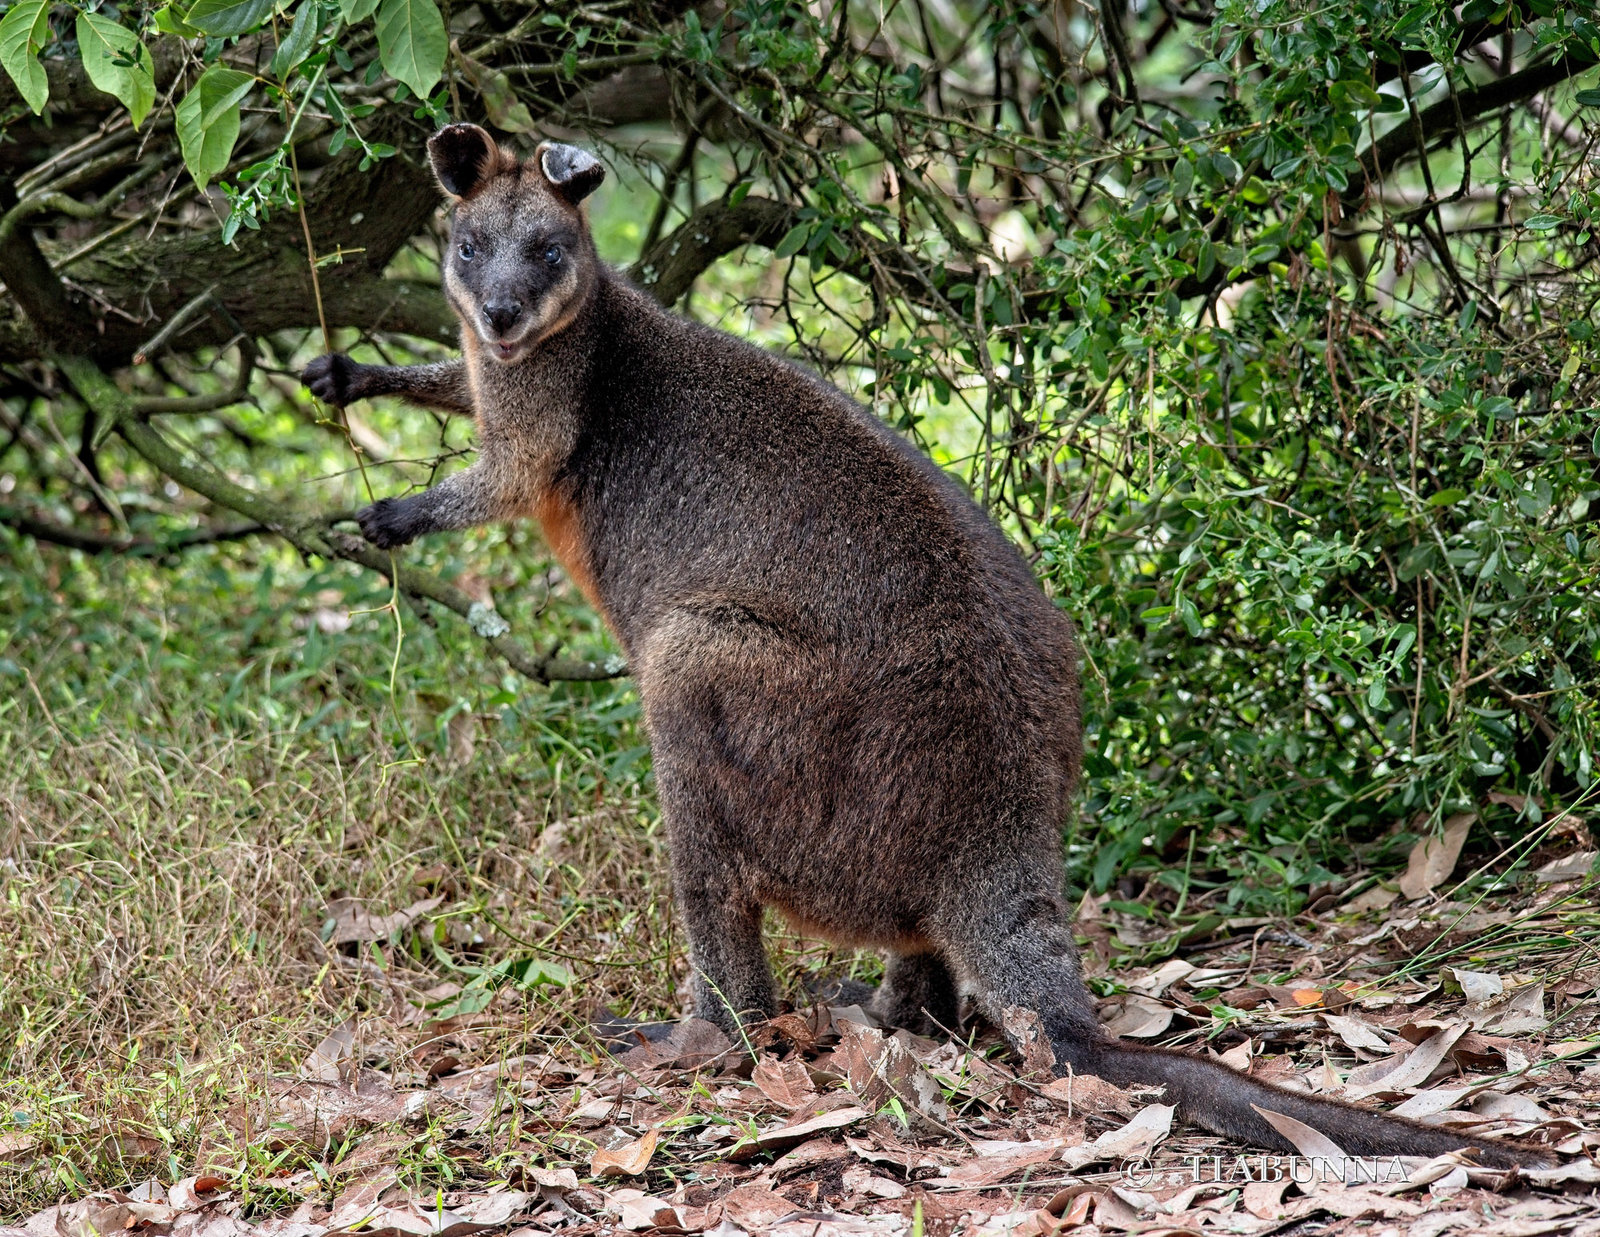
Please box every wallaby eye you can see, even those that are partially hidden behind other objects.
[544,244,563,266]
[458,241,475,261]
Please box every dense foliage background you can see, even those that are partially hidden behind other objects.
[3,0,1600,1199]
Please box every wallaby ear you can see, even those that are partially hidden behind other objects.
[428,124,497,198]
[538,142,605,205]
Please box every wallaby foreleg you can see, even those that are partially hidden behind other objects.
[304,355,474,417]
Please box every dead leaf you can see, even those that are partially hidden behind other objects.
[1446,967,1504,1004]
[836,1021,950,1126]
[1101,994,1174,1038]
[1038,1072,1140,1118]
[942,1141,1066,1187]
[300,1022,356,1083]
[1345,1021,1469,1098]
[1252,1104,1350,1166]
[1533,851,1597,883]
[1470,1091,1551,1124]
[718,1185,797,1230]
[591,1128,659,1178]
[751,1055,818,1111]
[841,1166,907,1199]
[325,896,443,945]
[726,1104,869,1160]
[1061,1103,1174,1166]
[1242,1179,1292,1219]
[0,1133,39,1159]
[1482,983,1548,1034]
[1128,959,1194,997]
[168,1175,229,1210]
[609,1190,684,1232]
[1344,885,1398,914]
[1000,1006,1057,1075]
[1322,1013,1391,1054]
[1398,813,1473,899]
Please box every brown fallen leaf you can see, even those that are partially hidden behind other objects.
[325,895,443,945]
[726,1103,870,1160]
[609,1189,684,1232]
[941,1141,1065,1188]
[1038,1072,1142,1118]
[1242,1179,1292,1220]
[1321,1013,1391,1054]
[836,1021,950,1126]
[752,1054,818,1111]
[1251,1103,1350,1165]
[1398,812,1473,899]
[718,1185,798,1230]
[300,1022,356,1083]
[1061,1103,1174,1167]
[168,1175,229,1210]
[1345,1021,1469,1099]
[591,1128,659,1178]
[1000,1006,1057,1075]
[1100,994,1175,1039]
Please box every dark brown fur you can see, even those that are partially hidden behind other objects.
[302,125,1548,1171]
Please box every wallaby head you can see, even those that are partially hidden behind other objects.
[426,123,605,365]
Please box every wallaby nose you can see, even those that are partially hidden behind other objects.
[483,300,523,335]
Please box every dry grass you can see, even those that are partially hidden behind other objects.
[0,541,883,1212]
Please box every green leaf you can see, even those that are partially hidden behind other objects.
[339,0,379,21]
[0,0,50,115]
[1523,214,1562,231]
[1426,487,1468,506]
[1366,677,1386,710]
[1575,88,1600,106]
[772,223,811,259]
[176,66,255,190]
[152,4,202,36]
[1180,596,1202,638]
[270,1,323,79]
[186,0,274,36]
[375,0,445,98]
[75,13,155,128]
[452,46,534,132]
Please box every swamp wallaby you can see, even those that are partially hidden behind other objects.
[303,124,1547,1169]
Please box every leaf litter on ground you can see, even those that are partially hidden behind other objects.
[7,876,1600,1237]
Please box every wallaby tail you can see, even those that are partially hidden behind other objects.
[1085,1039,1549,1170]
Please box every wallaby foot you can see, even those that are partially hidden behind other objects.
[872,951,961,1036]
[592,1016,680,1053]
[806,974,877,1008]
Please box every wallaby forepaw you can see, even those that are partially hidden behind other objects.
[356,497,417,549]
[302,353,361,406]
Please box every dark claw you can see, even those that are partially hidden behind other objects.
[356,496,417,549]
[302,353,363,407]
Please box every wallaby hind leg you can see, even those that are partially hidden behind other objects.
[872,952,960,1037]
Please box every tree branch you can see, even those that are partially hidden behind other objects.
[54,355,625,686]
[1352,51,1596,205]
[0,505,267,556]
[629,195,793,306]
